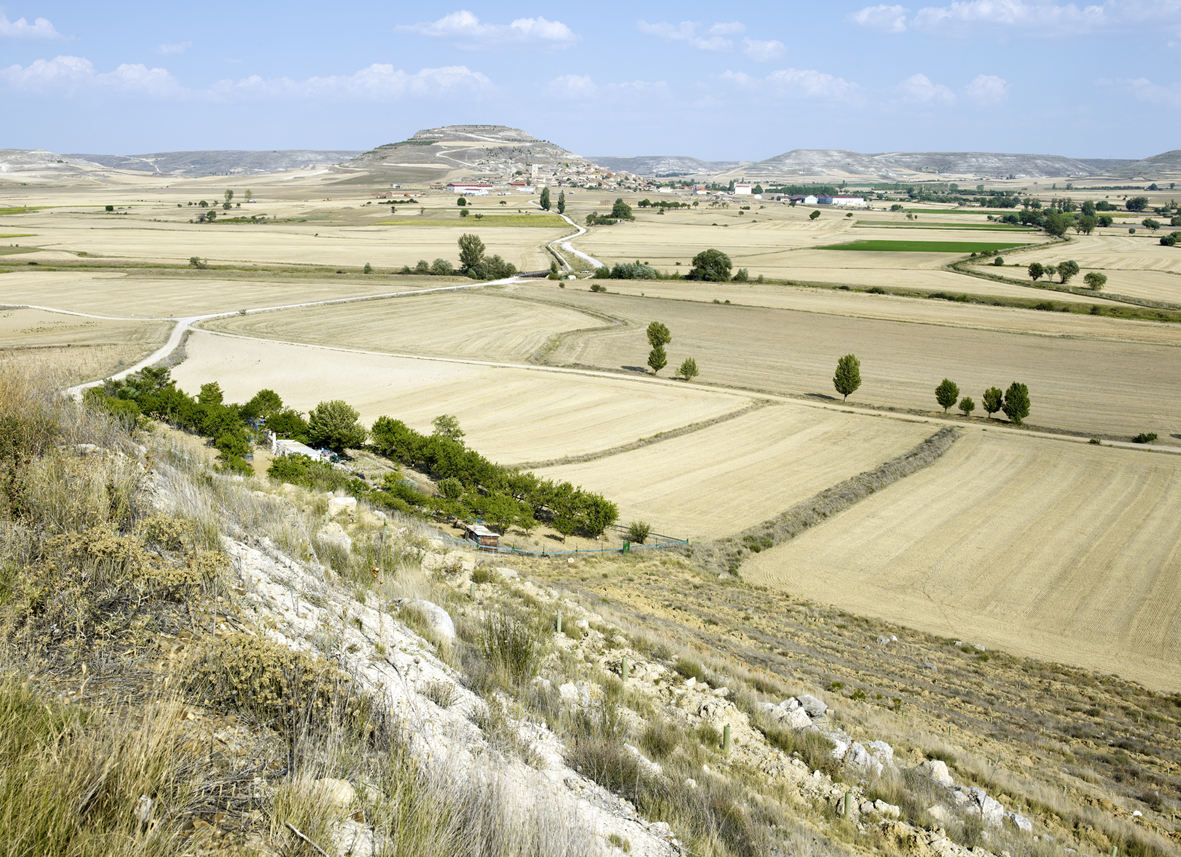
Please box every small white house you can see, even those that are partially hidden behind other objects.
[734,183,753,195]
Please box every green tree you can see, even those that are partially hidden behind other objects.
[244,189,253,203]
[363,262,373,274]
[1084,271,1107,290]
[647,345,668,374]
[1057,260,1080,284]
[958,396,975,417]
[833,354,861,401]
[431,414,465,444]
[687,249,732,282]
[557,191,566,215]
[540,187,551,211]
[457,196,467,207]
[1002,382,1030,425]
[753,184,764,195]
[809,210,821,221]
[1080,199,1096,217]
[646,321,671,349]
[1076,214,1097,235]
[224,189,233,205]
[1126,196,1149,212]
[1027,262,1045,282]
[611,198,633,219]
[982,386,1004,419]
[244,388,284,420]
[1098,215,1114,227]
[935,378,960,413]
[1043,211,1068,237]
[458,233,486,275]
[675,357,699,381]
[438,476,464,500]
[1142,217,1161,231]
[307,400,367,451]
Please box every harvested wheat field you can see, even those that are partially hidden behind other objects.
[535,289,1181,440]
[743,431,1181,692]
[206,290,605,363]
[533,403,933,538]
[0,270,456,317]
[172,331,746,464]
[4,214,562,271]
[0,307,170,383]
[568,279,1158,340]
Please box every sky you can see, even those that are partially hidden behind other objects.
[1,1,1178,161]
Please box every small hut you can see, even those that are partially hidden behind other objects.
[463,523,499,550]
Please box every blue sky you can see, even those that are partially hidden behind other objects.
[2,1,1178,160]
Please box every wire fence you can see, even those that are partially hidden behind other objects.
[435,522,688,558]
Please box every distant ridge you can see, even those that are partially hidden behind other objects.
[589,155,748,177]
[1109,150,1181,180]
[64,150,361,176]
[737,149,1108,180]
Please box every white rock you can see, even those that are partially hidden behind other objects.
[917,760,955,788]
[827,732,851,761]
[135,795,153,825]
[845,742,883,777]
[334,819,378,857]
[1005,812,1034,833]
[784,707,812,730]
[318,522,353,553]
[327,495,357,516]
[874,800,901,819]
[798,694,827,718]
[868,740,895,768]
[684,778,698,789]
[406,600,456,646]
[967,787,1005,826]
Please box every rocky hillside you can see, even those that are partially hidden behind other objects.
[734,149,1106,180]
[1,368,1177,857]
[589,156,748,177]
[64,150,361,176]
[340,125,597,184]
[1109,150,1181,180]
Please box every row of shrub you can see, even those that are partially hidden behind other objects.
[87,369,617,537]
[368,417,617,537]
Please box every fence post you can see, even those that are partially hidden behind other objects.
[844,792,853,819]
[620,656,629,683]
[723,724,731,754]
[469,581,475,600]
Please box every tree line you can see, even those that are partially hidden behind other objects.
[85,369,618,538]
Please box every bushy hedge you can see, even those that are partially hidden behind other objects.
[370,417,617,536]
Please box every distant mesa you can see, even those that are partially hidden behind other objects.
[61,150,362,176]
[590,155,749,177]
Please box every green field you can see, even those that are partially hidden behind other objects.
[853,223,1037,232]
[376,214,568,228]
[0,208,47,216]
[819,239,1030,253]
[0,234,35,239]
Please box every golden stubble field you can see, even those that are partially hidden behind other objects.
[526,285,1181,441]
[171,331,749,465]
[743,430,1181,692]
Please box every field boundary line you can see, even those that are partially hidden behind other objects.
[690,427,962,575]
[516,400,769,469]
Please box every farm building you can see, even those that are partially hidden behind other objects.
[447,182,493,194]
[463,523,500,550]
[272,436,320,460]
[789,195,819,205]
[818,195,867,207]
[734,183,753,195]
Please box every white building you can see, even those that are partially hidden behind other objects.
[734,183,753,195]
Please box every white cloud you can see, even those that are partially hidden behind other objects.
[722,68,858,100]
[741,38,786,61]
[0,55,181,95]
[212,64,493,101]
[545,73,668,100]
[397,10,577,49]
[0,12,62,38]
[157,41,191,55]
[849,1,1181,35]
[1102,76,1181,107]
[897,72,956,104]
[848,5,910,32]
[637,20,746,51]
[1,56,491,102]
[965,73,1009,103]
